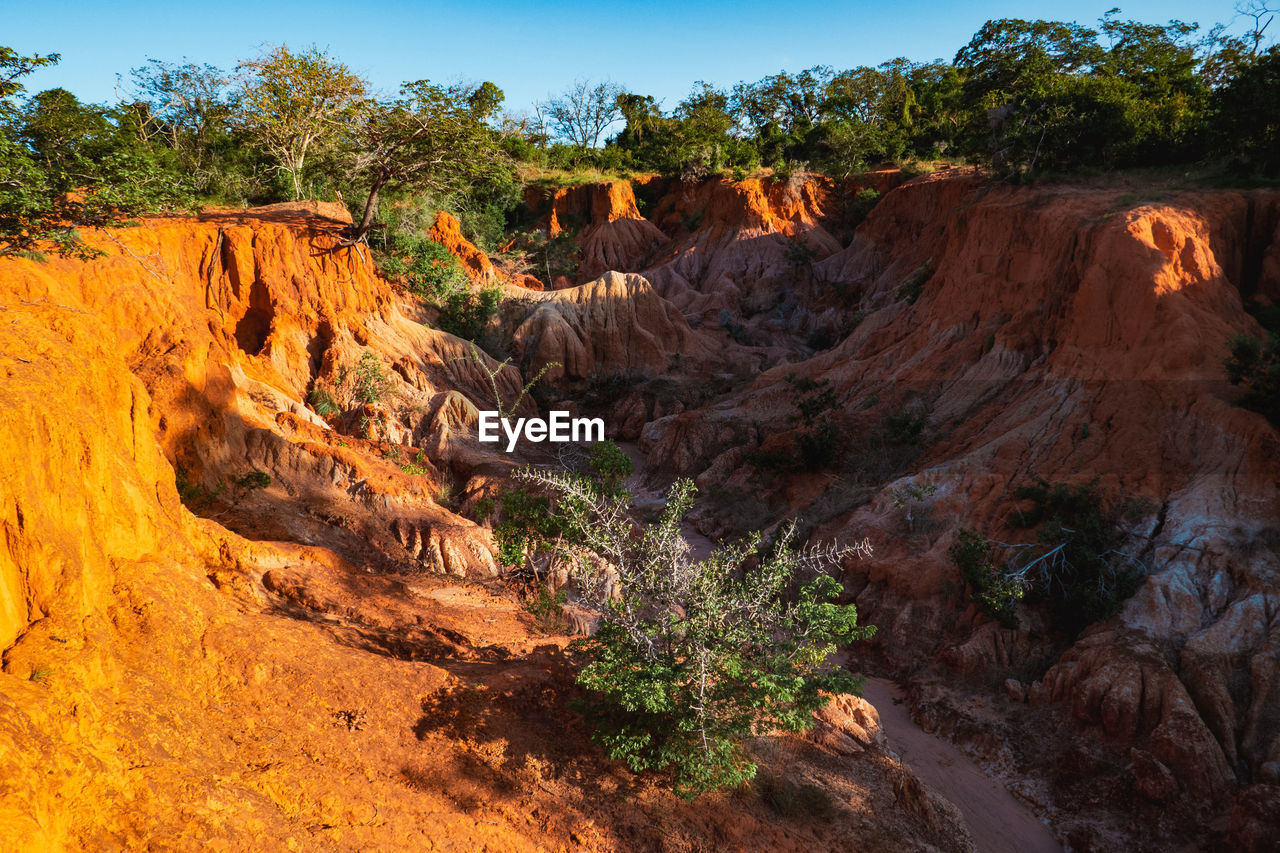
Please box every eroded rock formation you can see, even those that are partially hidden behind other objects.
[0,198,975,851]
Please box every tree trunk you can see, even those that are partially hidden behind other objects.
[352,175,387,242]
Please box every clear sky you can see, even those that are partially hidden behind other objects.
[5,0,1254,115]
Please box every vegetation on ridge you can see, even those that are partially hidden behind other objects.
[2,7,1279,260]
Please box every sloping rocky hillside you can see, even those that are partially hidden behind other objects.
[2,168,1278,850]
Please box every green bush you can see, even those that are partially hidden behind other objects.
[587,440,633,496]
[400,449,431,475]
[174,465,224,512]
[307,388,340,417]
[434,282,503,343]
[524,587,570,634]
[949,529,1023,627]
[840,188,881,232]
[1224,331,1280,425]
[233,470,271,490]
[1009,478,1146,633]
[518,469,875,799]
[375,228,503,342]
[491,487,566,568]
[883,408,928,446]
[345,353,392,407]
[950,478,1147,635]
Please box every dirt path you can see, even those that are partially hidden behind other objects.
[862,677,1061,853]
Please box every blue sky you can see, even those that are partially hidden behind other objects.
[5,0,1254,115]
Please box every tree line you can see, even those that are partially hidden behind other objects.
[1,6,1277,258]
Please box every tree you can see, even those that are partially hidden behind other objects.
[542,78,624,151]
[0,47,61,257]
[0,48,193,259]
[515,467,875,798]
[1213,45,1280,173]
[465,80,504,120]
[126,59,236,168]
[237,45,367,199]
[0,46,58,102]
[345,79,509,242]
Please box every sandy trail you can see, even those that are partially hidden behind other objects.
[862,677,1061,853]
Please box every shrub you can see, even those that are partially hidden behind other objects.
[796,422,840,471]
[950,478,1148,635]
[174,465,223,511]
[498,228,579,285]
[377,229,503,342]
[1008,477,1146,633]
[748,374,842,473]
[434,480,457,510]
[891,481,939,533]
[883,408,927,446]
[524,587,570,634]
[844,188,881,228]
[587,440,633,496]
[949,529,1022,627]
[344,353,392,407]
[896,261,933,304]
[757,773,837,819]
[434,282,503,343]
[517,468,875,799]
[491,487,566,568]
[805,325,839,351]
[583,369,644,408]
[1224,331,1280,426]
[784,236,818,267]
[308,388,340,417]
[380,231,468,297]
[233,470,271,491]
[401,449,431,476]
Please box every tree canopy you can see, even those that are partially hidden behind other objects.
[1,10,1277,260]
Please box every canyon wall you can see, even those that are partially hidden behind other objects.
[0,199,974,851]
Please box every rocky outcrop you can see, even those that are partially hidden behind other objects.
[428,210,497,282]
[539,181,670,283]
[633,175,852,352]
[505,270,724,382]
[0,204,974,853]
[3,208,507,580]
[637,172,1280,843]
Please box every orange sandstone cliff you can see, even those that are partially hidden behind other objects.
[0,200,974,851]
[3,168,1280,850]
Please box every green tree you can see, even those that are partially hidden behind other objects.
[1213,46,1280,173]
[1,49,194,259]
[465,80,505,120]
[126,59,236,170]
[237,44,368,200]
[346,80,509,242]
[517,468,874,798]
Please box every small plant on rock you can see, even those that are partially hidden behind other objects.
[338,352,393,408]
[307,388,340,417]
[1224,331,1280,426]
[949,478,1148,634]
